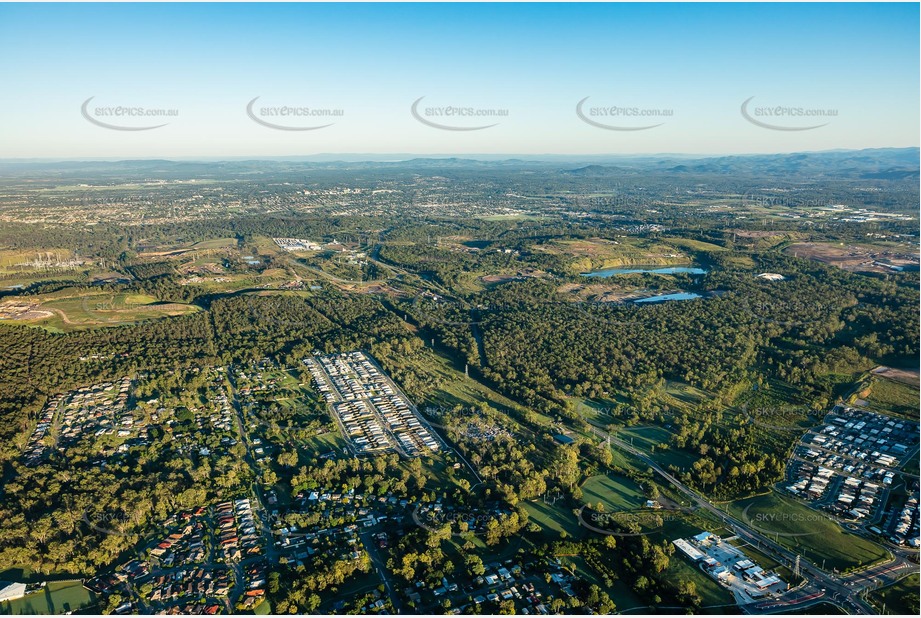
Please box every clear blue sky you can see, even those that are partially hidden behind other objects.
[0,2,917,158]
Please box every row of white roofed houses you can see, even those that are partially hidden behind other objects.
[786,464,836,501]
[821,408,918,466]
[872,492,920,548]
[831,476,881,521]
[335,399,390,453]
[784,407,919,523]
[303,351,441,456]
[796,443,898,489]
[373,392,440,456]
[890,493,920,547]
[787,450,887,518]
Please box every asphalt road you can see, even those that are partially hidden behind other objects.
[586,421,919,615]
[360,529,403,613]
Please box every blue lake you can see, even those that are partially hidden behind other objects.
[634,292,702,304]
[583,265,707,277]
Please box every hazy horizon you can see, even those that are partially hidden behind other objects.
[1,146,918,165]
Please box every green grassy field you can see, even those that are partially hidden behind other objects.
[580,473,646,511]
[614,425,698,471]
[2,289,200,332]
[299,432,349,456]
[662,237,728,253]
[722,255,758,269]
[615,425,673,450]
[665,553,736,608]
[868,573,920,615]
[523,499,584,539]
[866,377,920,419]
[0,581,95,615]
[729,492,889,572]
[192,237,238,250]
[569,396,618,424]
[663,380,710,409]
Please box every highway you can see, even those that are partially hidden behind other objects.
[587,421,919,615]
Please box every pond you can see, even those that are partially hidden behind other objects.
[634,292,702,303]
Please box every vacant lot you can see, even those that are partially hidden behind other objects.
[0,290,200,331]
[533,237,693,273]
[616,425,699,471]
[864,375,919,419]
[730,492,889,572]
[871,366,920,388]
[664,380,710,410]
[523,499,584,539]
[785,242,919,273]
[662,237,728,253]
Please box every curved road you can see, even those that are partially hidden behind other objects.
[586,421,918,615]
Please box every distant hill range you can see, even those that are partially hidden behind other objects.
[560,148,920,180]
[0,148,917,181]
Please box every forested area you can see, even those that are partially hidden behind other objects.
[405,251,918,497]
[415,254,916,408]
[2,225,917,574]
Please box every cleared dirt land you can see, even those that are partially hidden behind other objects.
[785,242,919,273]
[0,290,199,331]
[871,366,920,388]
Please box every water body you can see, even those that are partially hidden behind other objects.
[583,265,707,277]
[634,292,702,303]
